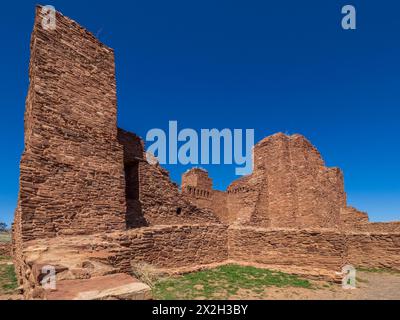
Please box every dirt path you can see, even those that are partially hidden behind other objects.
[231,271,400,300]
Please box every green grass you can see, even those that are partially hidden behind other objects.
[152,264,312,300]
[0,257,18,295]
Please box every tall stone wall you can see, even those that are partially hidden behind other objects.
[182,133,348,228]
[250,133,346,228]
[14,6,127,242]
[227,175,262,225]
[118,131,221,227]
[181,168,231,222]
[210,190,230,223]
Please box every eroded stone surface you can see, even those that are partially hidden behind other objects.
[47,274,151,300]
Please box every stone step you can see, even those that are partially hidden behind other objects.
[46,273,152,300]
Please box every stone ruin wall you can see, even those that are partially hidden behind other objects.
[182,133,349,228]
[12,7,400,297]
[16,224,229,299]
[228,226,400,272]
[343,232,400,269]
[16,223,400,298]
[240,133,347,228]
[228,227,346,271]
[108,224,229,273]
[13,7,219,244]
[356,222,400,233]
[182,133,400,233]
[181,168,230,222]
[12,7,221,289]
[340,206,369,230]
[254,134,347,228]
[93,225,400,274]
[14,7,127,244]
[117,130,220,227]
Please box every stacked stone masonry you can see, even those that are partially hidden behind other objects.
[12,7,400,299]
[0,242,11,256]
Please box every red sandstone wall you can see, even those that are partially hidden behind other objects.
[106,224,229,272]
[210,190,230,223]
[228,226,346,271]
[182,168,213,191]
[340,207,400,233]
[250,133,346,228]
[13,224,400,298]
[181,169,213,214]
[117,131,221,226]
[344,232,400,270]
[228,226,400,272]
[139,162,220,225]
[15,7,126,241]
[340,207,369,230]
[181,133,349,228]
[356,222,400,233]
[227,175,262,225]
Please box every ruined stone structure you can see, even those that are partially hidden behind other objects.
[12,7,400,299]
[182,134,357,229]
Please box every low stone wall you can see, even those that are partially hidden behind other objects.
[107,224,229,273]
[13,223,400,298]
[345,232,400,270]
[228,226,345,271]
[228,226,400,272]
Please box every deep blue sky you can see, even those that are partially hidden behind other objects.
[1,0,400,226]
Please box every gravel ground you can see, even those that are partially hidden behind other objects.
[230,271,400,300]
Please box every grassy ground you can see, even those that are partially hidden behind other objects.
[152,264,312,300]
[0,232,11,243]
[0,256,18,296]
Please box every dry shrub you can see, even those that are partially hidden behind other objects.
[131,261,169,287]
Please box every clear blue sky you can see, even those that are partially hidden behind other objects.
[1,0,400,226]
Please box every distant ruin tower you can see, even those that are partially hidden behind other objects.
[181,168,213,199]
